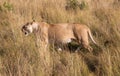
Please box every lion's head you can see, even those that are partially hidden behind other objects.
[21,21,39,36]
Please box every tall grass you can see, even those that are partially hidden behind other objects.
[0,0,120,76]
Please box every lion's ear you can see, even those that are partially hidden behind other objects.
[30,19,35,25]
[33,19,35,22]
[32,16,35,22]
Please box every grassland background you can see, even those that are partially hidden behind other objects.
[0,0,120,76]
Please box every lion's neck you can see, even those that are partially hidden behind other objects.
[32,22,39,32]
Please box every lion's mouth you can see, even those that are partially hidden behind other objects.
[24,32,28,36]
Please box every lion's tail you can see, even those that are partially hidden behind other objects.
[88,29,97,45]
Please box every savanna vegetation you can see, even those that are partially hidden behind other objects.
[0,0,120,76]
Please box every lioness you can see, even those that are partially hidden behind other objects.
[21,21,97,52]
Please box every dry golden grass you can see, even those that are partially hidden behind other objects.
[0,0,120,76]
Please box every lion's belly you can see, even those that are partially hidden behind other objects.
[55,30,75,44]
[49,33,75,44]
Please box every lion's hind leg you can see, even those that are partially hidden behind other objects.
[82,40,93,52]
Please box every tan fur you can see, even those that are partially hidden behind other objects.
[21,21,97,52]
